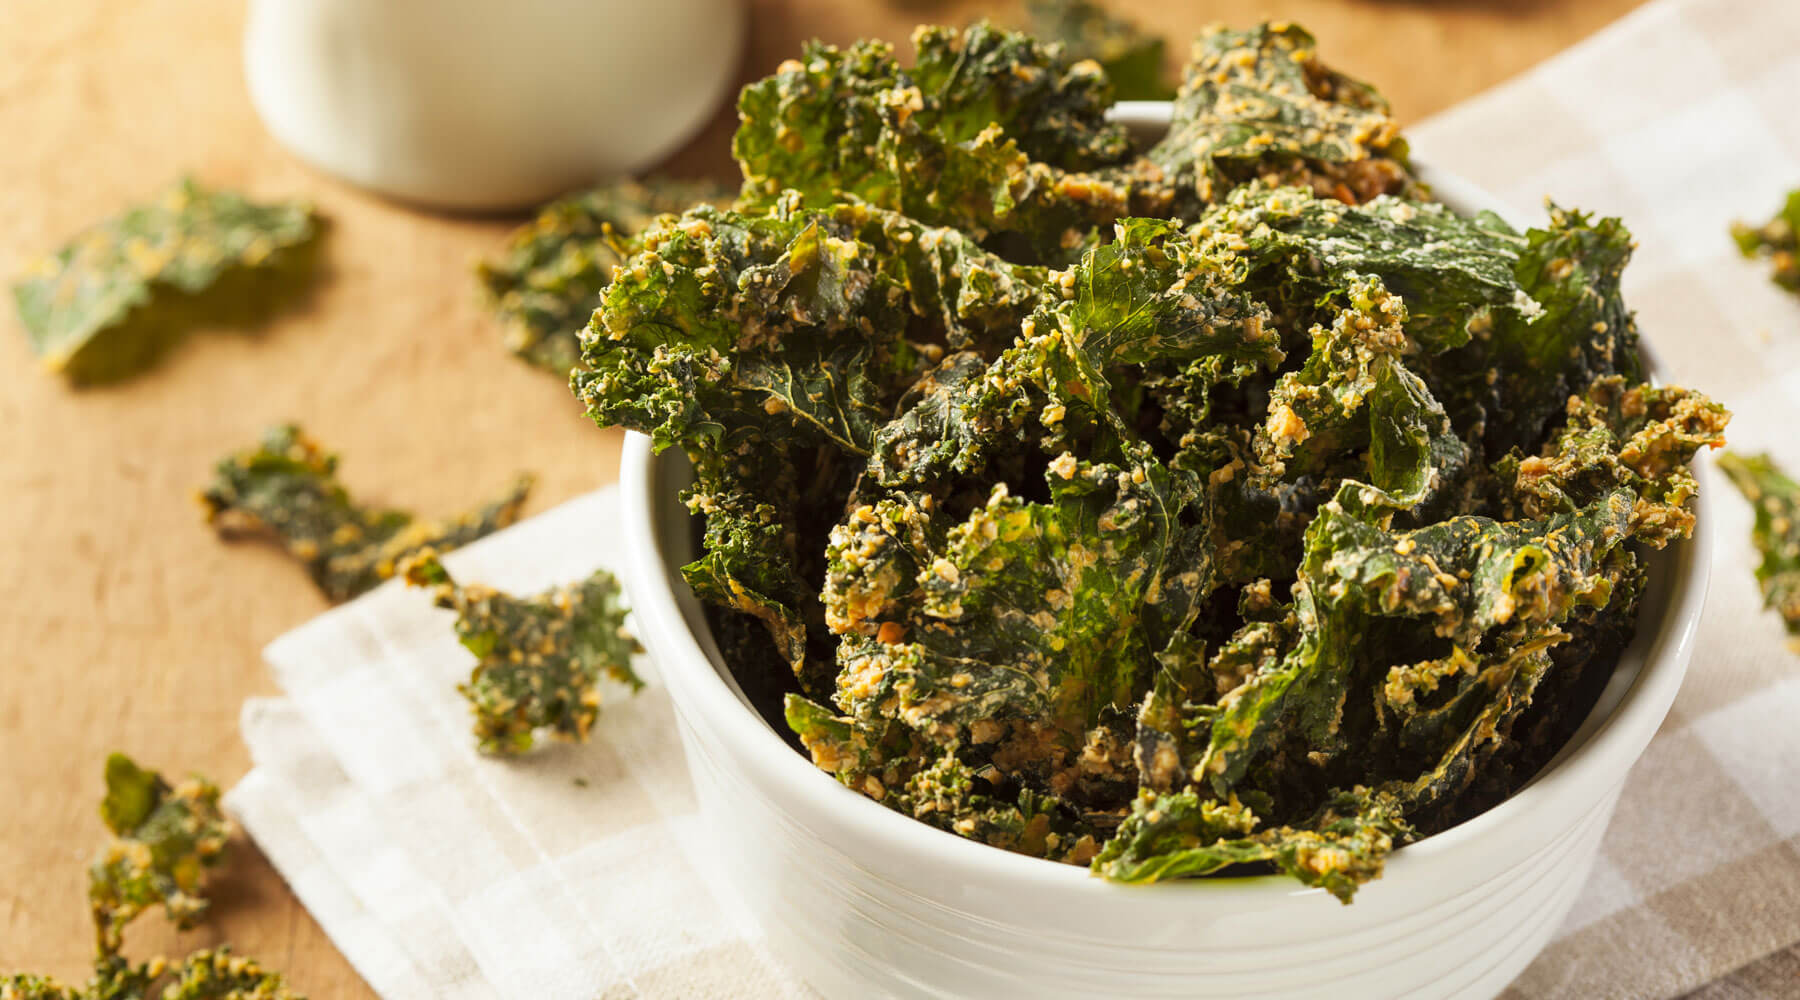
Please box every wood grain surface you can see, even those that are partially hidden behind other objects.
[0,0,1644,993]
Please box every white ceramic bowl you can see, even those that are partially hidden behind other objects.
[616,108,1712,999]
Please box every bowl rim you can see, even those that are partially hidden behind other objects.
[614,107,1713,906]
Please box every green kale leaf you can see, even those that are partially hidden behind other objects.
[4,759,299,1000]
[574,198,1051,686]
[199,425,532,603]
[1094,788,1409,901]
[1719,451,1800,634]
[1731,188,1800,293]
[5,951,299,1000]
[402,550,642,755]
[11,178,322,385]
[477,177,730,374]
[1142,24,1413,215]
[88,755,229,957]
[734,24,1138,263]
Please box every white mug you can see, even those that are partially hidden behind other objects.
[243,0,746,211]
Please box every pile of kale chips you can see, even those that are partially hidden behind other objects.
[573,22,1727,900]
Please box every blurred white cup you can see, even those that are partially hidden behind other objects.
[244,0,746,211]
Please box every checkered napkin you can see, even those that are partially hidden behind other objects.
[228,0,1800,995]
[1411,0,1800,995]
[226,489,813,999]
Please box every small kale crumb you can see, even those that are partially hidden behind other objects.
[1732,189,1800,293]
[402,548,643,756]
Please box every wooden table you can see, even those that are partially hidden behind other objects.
[0,0,1645,992]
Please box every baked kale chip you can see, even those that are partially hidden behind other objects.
[478,178,731,374]
[199,425,532,603]
[3,759,300,1000]
[5,952,299,1000]
[403,550,643,755]
[576,19,1726,900]
[1141,23,1414,216]
[1731,188,1800,293]
[1719,452,1800,635]
[573,196,1051,693]
[11,177,322,385]
[735,22,1138,264]
[1025,0,1174,101]
[88,755,230,956]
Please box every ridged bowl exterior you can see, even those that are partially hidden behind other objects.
[615,156,1711,998]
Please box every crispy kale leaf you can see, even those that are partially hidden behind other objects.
[403,550,642,755]
[1719,452,1800,634]
[1024,0,1173,101]
[11,177,321,384]
[89,754,230,956]
[573,197,1051,687]
[1203,188,1645,464]
[1508,376,1727,542]
[575,198,1049,465]
[1731,188,1800,293]
[1252,275,1468,509]
[737,21,1413,264]
[1143,24,1413,215]
[5,951,298,1000]
[734,23,1137,263]
[4,760,299,1000]
[1094,788,1409,901]
[477,178,730,374]
[33,952,299,1000]
[1474,205,1643,455]
[146,951,297,1000]
[813,216,1294,835]
[1200,187,1523,355]
[825,472,1165,755]
[784,694,1105,863]
[199,425,532,603]
[2,975,78,1000]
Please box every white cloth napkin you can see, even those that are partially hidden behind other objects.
[226,489,812,999]
[229,0,1800,995]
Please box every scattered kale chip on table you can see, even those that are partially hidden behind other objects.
[3,755,300,1000]
[1719,452,1800,636]
[198,424,533,603]
[11,177,322,385]
[574,19,1727,900]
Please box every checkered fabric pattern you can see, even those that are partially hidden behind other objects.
[1412,0,1800,995]
[229,0,1800,994]
[228,490,814,998]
